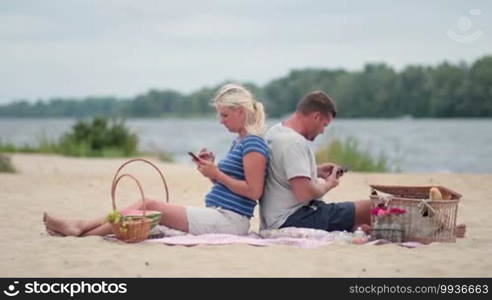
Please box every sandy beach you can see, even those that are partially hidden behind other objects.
[0,154,491,277]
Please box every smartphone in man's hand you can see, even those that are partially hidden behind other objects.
[335,166,349,178]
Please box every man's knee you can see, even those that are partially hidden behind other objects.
[353,199,372,225]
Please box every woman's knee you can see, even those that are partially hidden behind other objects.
[143,199,162,210]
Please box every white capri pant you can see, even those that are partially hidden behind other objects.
[186,206,250,235]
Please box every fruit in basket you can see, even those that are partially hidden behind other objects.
[106,210,129,233]
[119,220,129,233]
[106,210,122,224]
[429,187,443,200]
[122,210,162,228]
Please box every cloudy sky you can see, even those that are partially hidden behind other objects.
[1,0,491,104]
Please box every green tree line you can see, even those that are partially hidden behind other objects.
[1,55,491,118]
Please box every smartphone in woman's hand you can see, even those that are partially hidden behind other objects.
[188,152,200,163]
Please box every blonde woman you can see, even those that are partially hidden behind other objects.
[44,83,269,237]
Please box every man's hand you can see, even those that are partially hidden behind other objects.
[290,167,340,203]
[322,166,340,190]
[317,162,340,179]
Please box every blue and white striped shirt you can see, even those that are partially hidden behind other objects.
[205,135,269,218]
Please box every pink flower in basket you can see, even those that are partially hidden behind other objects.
[377,209,389,217]
[372,206,407,243]
[371,206,406,217]
[389,207,406,215]
[370,206,384,216]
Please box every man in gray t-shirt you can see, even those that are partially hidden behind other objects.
[260,91,372,232]
[260,91,467,238]
[260,123,319,229]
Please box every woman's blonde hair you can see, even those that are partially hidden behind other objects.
[212,83,266,136]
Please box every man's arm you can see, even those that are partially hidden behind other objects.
[289,169,340,203]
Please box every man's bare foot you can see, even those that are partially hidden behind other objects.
[455,223,466,238]
[43,212,83,237]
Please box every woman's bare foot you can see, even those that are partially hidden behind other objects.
[46,227,64,237]
[43,212,84,237]
[43,213,64,237]
[455,223,466,238]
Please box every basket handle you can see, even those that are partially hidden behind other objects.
[111,158,169,205]
[111,173,147,216]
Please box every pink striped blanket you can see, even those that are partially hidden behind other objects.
[104,226,422,248]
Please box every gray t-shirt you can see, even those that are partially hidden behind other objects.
[260,123,318,230]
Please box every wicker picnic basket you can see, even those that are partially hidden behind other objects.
[110,158,169,243]
[369,184,461,243]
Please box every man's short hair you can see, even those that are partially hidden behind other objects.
[296,91,337,118]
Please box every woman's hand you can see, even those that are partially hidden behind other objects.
[197,159,221,180]
[198,148,215,162]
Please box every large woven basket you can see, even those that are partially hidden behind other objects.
[369,185,461,243]
[110,158,169,243]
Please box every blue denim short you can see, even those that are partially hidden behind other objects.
[280,200,355,232]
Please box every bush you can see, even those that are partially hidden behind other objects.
[0,117,177,160]
[0,154,15,173]
[157,150,175,163]
[0,138,38,153]
[315,136,391,172]
[57,117,139,157]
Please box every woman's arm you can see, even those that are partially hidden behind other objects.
[197,152,267,201]
[198,148,217,184]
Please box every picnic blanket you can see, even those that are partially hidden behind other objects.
[104,226,423,248]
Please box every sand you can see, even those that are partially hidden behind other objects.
[0,154,491,277]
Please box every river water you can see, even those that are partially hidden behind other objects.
[1,118,491,173]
